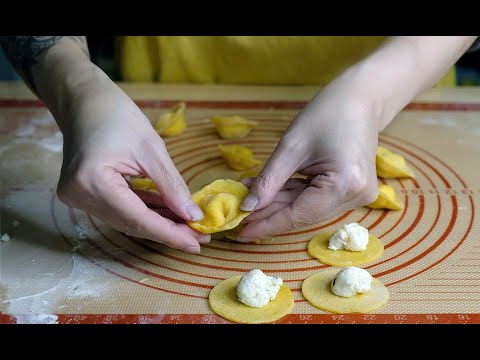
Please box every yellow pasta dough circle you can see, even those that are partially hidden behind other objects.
[209,275,294,324]
[308,232,384,266]
[302,269,389,314]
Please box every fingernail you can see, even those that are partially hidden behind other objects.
[241,194,258,211]
[240,178,254,186]
[185,245,201,254]
[236,236,255,243]
[187,203,204,221]
[197,234,211,244]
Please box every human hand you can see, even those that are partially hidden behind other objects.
[237,81,380,242]
[56,73,209,253]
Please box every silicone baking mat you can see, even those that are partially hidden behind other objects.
[1,99,479,324]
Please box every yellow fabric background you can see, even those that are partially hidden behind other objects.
[118,36,455,87]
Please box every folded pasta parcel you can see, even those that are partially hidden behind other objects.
[218,144,261,170]
[366,184,404,210]
[376,146,415,179]
[188,179,252,234]
[154,102,187,137]
[210,116,258,139]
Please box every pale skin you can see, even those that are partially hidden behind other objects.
[1,36,477,250]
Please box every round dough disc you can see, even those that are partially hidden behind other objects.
[209,275,294,324]
[302,269,389,314]
[308,232,384,266]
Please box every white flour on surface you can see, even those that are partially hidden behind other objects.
[3,253,107,315]
[74,223,94,241]
[31,113,56,127]
[1,111,63,155]
[420,116,480,135]
[420,117,461,129]
[37,131,63,153]
[14,314,59,324]
[15,125,36,137]
[136,314,166,324]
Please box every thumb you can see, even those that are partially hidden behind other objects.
[143,143,204,222]
[240,142,303,211]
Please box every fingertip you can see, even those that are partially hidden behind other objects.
[235,225,258,243]
[234,235,257,243]
[240,194,258,211]
[186,203,204,221]
[197,234,211,244]
[240,178,254,186]
[184,245,201,254]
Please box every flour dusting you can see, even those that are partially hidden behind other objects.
[1,111,63,154]
[38,131,63,153]
[3,253,106,315]
[14,314,58,324]
[420,117,460,128]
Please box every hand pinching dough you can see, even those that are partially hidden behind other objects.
[302,267,389,314]
[187,179,252,234]
[308,223,384,266]
[209,270,294,324]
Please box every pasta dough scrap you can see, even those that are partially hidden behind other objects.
[302,269,389,314]
[218,144,261,171]
[209,275,294,324]
[308,231,384,267]
[376,146,415,179]
[210,116,259,139]
[188,179,252,234]
[129,177,157,192]
[366,184,404,210]
[154,102,187,137]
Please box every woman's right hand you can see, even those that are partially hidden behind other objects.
[55,67,209,254]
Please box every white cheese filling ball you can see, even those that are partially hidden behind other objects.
[331,266,373,298]
[237,269,283,307]
[328,223,369,251]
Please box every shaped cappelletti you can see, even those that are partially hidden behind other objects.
[154,102,187,137]
[210,116,259,139]
[188,179,252,234]
[366,184,404,210]
[218,144,261,171]
[376,146,415,179]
